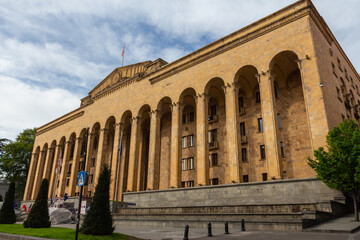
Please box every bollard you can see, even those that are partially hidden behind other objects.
[225,221,229,234]
[183,225,189,240]
[207,222,213,237]
[241,219,245,231]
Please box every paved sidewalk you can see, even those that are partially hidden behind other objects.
[305,213,360,233]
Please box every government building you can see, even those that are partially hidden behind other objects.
[23,0,359,230]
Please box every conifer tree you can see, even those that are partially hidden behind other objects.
[81,164,113,235]
[23,179,51,228]
[0,182,16,224]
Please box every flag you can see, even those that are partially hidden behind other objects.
[121,44,125,57]
[55,150,63,173]
[118,132,123,159]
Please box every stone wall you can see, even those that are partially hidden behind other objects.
[123,178,343,208]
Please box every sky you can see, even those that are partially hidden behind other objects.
[0,0,359,141]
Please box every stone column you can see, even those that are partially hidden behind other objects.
[196,93,209,186]
[31,149,47,200]
[83,133,94,195]
[42,147,54,180]
[224,82,241,183]
[94,128,107,186]
[57,141,71,197]
[68,137,82,196]
[127,116,140,191]
[170,102,181,188]
[48,144,61,198]
[110,123,123,200]
[257,71,281,180]
[147,110,160,190]
[118,133,130,201]
[23,152,39,201]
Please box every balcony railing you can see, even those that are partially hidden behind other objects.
[208,114,218,123]
[241,135,248,144]
[209,141,219,150]
[239,107,246,116]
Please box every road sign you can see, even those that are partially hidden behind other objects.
[77,171,88,186]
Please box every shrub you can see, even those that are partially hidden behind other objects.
[0,182,16,224]
[81,164,113,235]
[23,179,51,228]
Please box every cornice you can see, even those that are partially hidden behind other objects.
[149,5,311,84]
[36,111,85,136]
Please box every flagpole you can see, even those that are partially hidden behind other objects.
[114,130,123,201]
[121,42,126,67]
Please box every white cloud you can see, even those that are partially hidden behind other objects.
[0,76,80,140]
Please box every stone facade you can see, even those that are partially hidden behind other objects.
[23,0,359,202]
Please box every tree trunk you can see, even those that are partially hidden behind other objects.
[353,191,359,221]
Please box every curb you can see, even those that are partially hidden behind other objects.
[0,232,53,240]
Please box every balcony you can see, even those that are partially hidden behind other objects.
[209,141,219,150]
[208,114,218,123]
[239,107,246,116]
[241,135,248,145]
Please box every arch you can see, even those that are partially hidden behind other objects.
[234,65,259,98]
[204,77,225,106]
[105,116,116,129]
[269,50,312,180]
[157,97,172,112]
[179,88,197,104]
[121,110,133,124]
[138,104,151,118]
[269,50,299,88]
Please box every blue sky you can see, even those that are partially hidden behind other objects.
[0,0,359,140]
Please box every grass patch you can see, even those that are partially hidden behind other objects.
[0,224,140,240]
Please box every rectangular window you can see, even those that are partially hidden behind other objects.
[92,158,95,167]
[241,148,247,162]
[182,136,187,148]
[243,175,249,182]
[258,118,263,132]
[280,142,285,157]
[260,145,266,159]
[209,153,218,166]
[68,164,72,173]
[256,92,261,103]
[208,129,217,143]
[262,173,267,181]
[240,122,246,137]
[188,157,194,170]
[277,113,281,128]
[59,166,62,173]
[188,181,194,187]
[332,62,337,77]
[211,105,217,116]
[66,178,69,187]
[238,96,244,109]
[211,178,219,185]
[189,112,195,122]
[57,180,60,188]
[283,171,287,178]
[181,182,186,188]
[89,174,93,184]
[182,114,186,124]
[274,82,278,98]
[337,57,342,71]
[189,134,195,147]
[181,159,187,171]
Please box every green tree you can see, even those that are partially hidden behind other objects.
[81,164,113,235]
[0,182,16,224]
[308,120,360,221]
[23,179,51,228]
[0,128,36,199]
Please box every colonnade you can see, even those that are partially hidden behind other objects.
[24,50,314,201]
